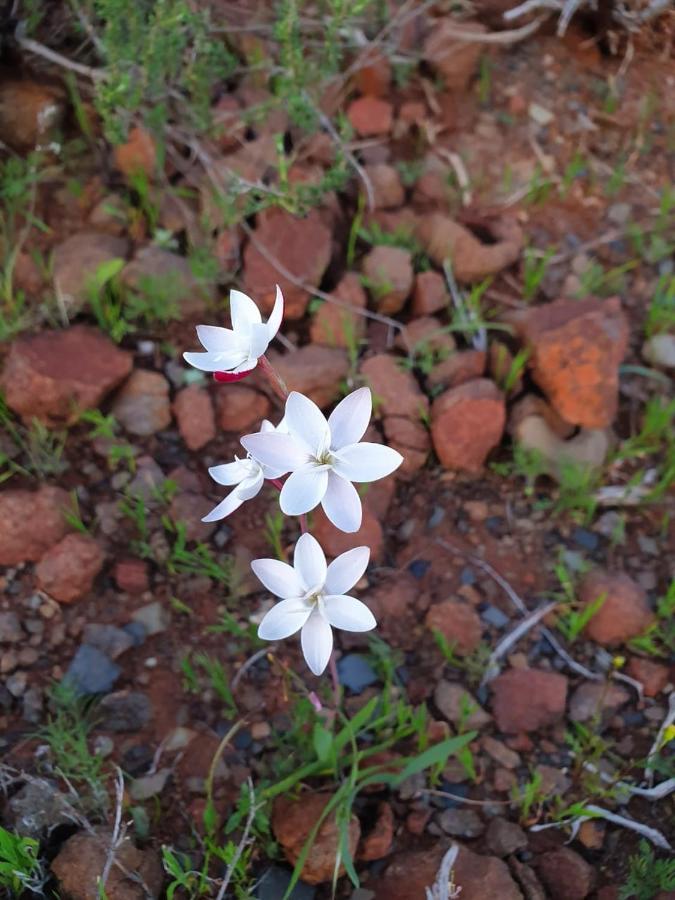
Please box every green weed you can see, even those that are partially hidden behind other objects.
[628,579,675,659]
[522,246,555,301]
[619,841,675,900]
[0,827,44,895]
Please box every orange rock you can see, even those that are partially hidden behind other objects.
[360,353,429,420]
[113,125,157,178]
[511,296,629,428]
[353,48,391,97]
[310,272,367,349]
[424,20,487,91]
[0,81,64,150]
[383,415,430,476]
[359,802,394,861]
[580,569,654,647]
[491,668,568,733]
[0,486,73,566]
[312,505,383,562]
[411,270,449,317]
[428,349,486,391]
[431,378,505,472]
[362,245,413,315]
[419,213,524,283]
[425,600,483,654]
[215,384,270,433]
[36,533,105,604]
[365,163,405,209]
[347,96,393,137]
[263,346,348,409]
[626,657,670,697]
[174,385,216,451]
[273,792,360,885]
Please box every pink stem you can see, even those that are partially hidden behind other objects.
[258,354,289,402]
[269,478,284,491]
[299,513,308,534]
[328,652,341,709]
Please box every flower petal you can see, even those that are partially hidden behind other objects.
[248,322,271,360]
[201,490,245,522]
[266,284,284,339]
[240,432,309,473]
[251,558,305,599]
[325,546,370,595]
[284,392,330,456]
[230,289,262,332]
[294,533,327,592]
[322,595,376,632]
[236,469,265,501]
[328,387,372,449]
[331,442,403,483]
[183,350,247,372]
[280,467,328,516]
[230,357,259,374]
[195,324,239,352]
[208,459,251,486]
[258,597,312,640]
[321,472,362,533]
[301,609,333,676]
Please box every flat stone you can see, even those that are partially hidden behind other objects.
[337,654,378,693]
[35,533,105,604]
[112,369,172,436]
[9,779,73,838]
[64,644,121,695]
[491,668,567,733]
[52,232,129,314]
[438,808,484,838]
[130,601,170,636]
[82,624,135,660]
[486,817,528,857]
[425,601,483,655]
[0,612,24,643]
[434,681,491,729]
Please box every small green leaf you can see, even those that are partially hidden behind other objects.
[394,732,476,784]
[313,723,334,763]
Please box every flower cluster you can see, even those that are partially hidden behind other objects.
[184,287,403,676]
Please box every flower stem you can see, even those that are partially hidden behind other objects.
[299,513,308,534]
[258,354,289,402]
[328,652,341,709]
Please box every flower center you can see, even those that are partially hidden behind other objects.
[312,449,333,468]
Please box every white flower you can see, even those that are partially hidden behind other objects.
[202,420,285,522]
[254,532,375,675]
[241,387,402,533]
[184,286,283,375]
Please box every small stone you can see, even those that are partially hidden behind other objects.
[486,817,528,857]
[169,491,217,543]
[273,792,360,885]
[359,802,394,861]
[438,808,484,838]
[535,764,571,797]
[431,379,505,473]
[347,96,393,136]
[131,602,170,636]
[173,385,216,451]
[121,246,212,315]
[82,624,134,660]
[113,125,157,177]
[264,346,349,409]
[424,20,485,91]
[642,333,675,370]
[337,654,378,693]
[51,828,163,900]
[354,47,391,97]
[9,779,73,838]
[215,384,270,432]
[427,349,486,391]
[434,681,491,729]
[0,612,24,643]
[362,245,413,315]
[36,534,105,604]
[129,768,171,801]
[535,847,595,900]
[52,233,129,314]
[482,735,520,769]
[0,81,64,150]
[99,691,153,732]
[411,271,449,317]
[312,505,384,563]
[366,163,405,209]
[0,325,132,426]
[112,370,172,436]
[579,568,653,646]
[114,559,149,594]
[360,353,429,421]
[64,645,121,695]
[491,668,568,733]
[627,657,670,697]
[244,208,332,319]
[425,601,483,654]
[6,671,27,697]
[528,102,554,125]
[578,819,605,850]
[310,271,367,349]
[0,486,76,566]
[568,681,630,723]
[420,213,523,284]
[256,867,316,900]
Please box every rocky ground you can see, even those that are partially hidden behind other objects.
[0,5,674,900]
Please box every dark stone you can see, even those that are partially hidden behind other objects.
[460,566,476,585]
[256,866,315,899]
[63,644,121,695]
[123,621,147,645]
[481,605,509,629]
[433,781,469,809]
[486,516,507,537]
[337,654,378,693]
[122,743,154,776]
[572,527,599,551]
[99,691,152,731]
[82,623,135,660]
[408,559,430,579]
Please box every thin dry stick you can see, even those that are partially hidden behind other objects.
[231,647,273,693]
[98,767,126,895]
[481,601,559,686]
[645,692,675,785]
[419,788,509,807]
[316,107,374,211]
[15,34,104,80]
[215,778,257,900]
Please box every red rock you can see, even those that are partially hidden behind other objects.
[359,802,394,861]
[366,163,405,209]
[353,49,391,97]
[431,378,505,472]
[312,505,383,562]
[579,569,653,646]
[113,125,157,178]
[428,349,486,390]
[215,384,270,433]
[0,81,64,150]
[36,533,105,604]
[170,492,217,543]
[122,246,213,315]
[406,807,432,835]
[112,370,171,436]
[383,416,430,476]
[411,271,449,317]
[52,233,129,314]
[52,828,163,899]
[243,208,332,319]
[264,346,349,409]
[366,574,416,621]
[627,656,670,696]
[397,316,456,357]
[114,559,149,595]
[419,213,524,284]
[272,792,360,885]
[362,473,396,521]
[568,681,629,723]
[0,486,73,566]
[173,385,216,451]
[491,668,568,733]
[362,245,413,315]
[578,819,605,850]
[309,271,367,349]
[425,600,483,654]
[376,845,523,900]
[512,297,629,428]
[494,767,517,792]
[347,96,393,137]
[1,325,132,426]
[360,353,429,420]
[424,20,486,91]
[535,847,595,900]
